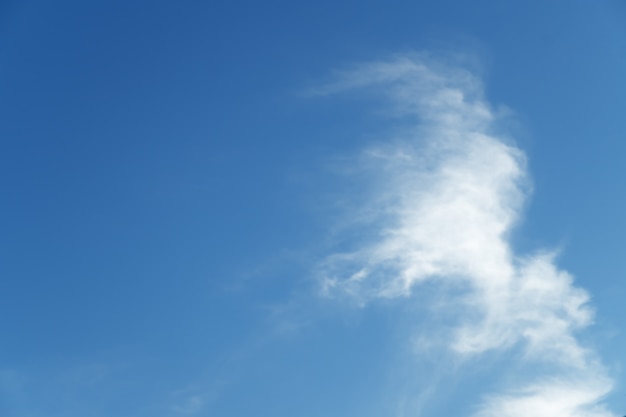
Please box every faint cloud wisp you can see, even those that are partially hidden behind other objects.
[315,53,616,417]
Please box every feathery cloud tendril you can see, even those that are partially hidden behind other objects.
[316,53,615,417]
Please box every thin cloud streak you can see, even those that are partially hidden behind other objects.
[316,53,615,417]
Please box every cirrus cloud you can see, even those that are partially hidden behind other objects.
[315,53,616,417]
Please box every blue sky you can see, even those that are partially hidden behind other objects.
[1,1,626,416]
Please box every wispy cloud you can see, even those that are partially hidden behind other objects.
[170,386,211,415]
[316,53,616,417]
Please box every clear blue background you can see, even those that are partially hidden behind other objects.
[1,1,625,415]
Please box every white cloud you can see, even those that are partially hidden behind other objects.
[475,374,614,417]
[316,53,616,417]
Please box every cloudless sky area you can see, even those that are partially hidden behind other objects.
[1,1,626,416]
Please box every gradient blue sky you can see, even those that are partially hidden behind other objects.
[1,1,626,416]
